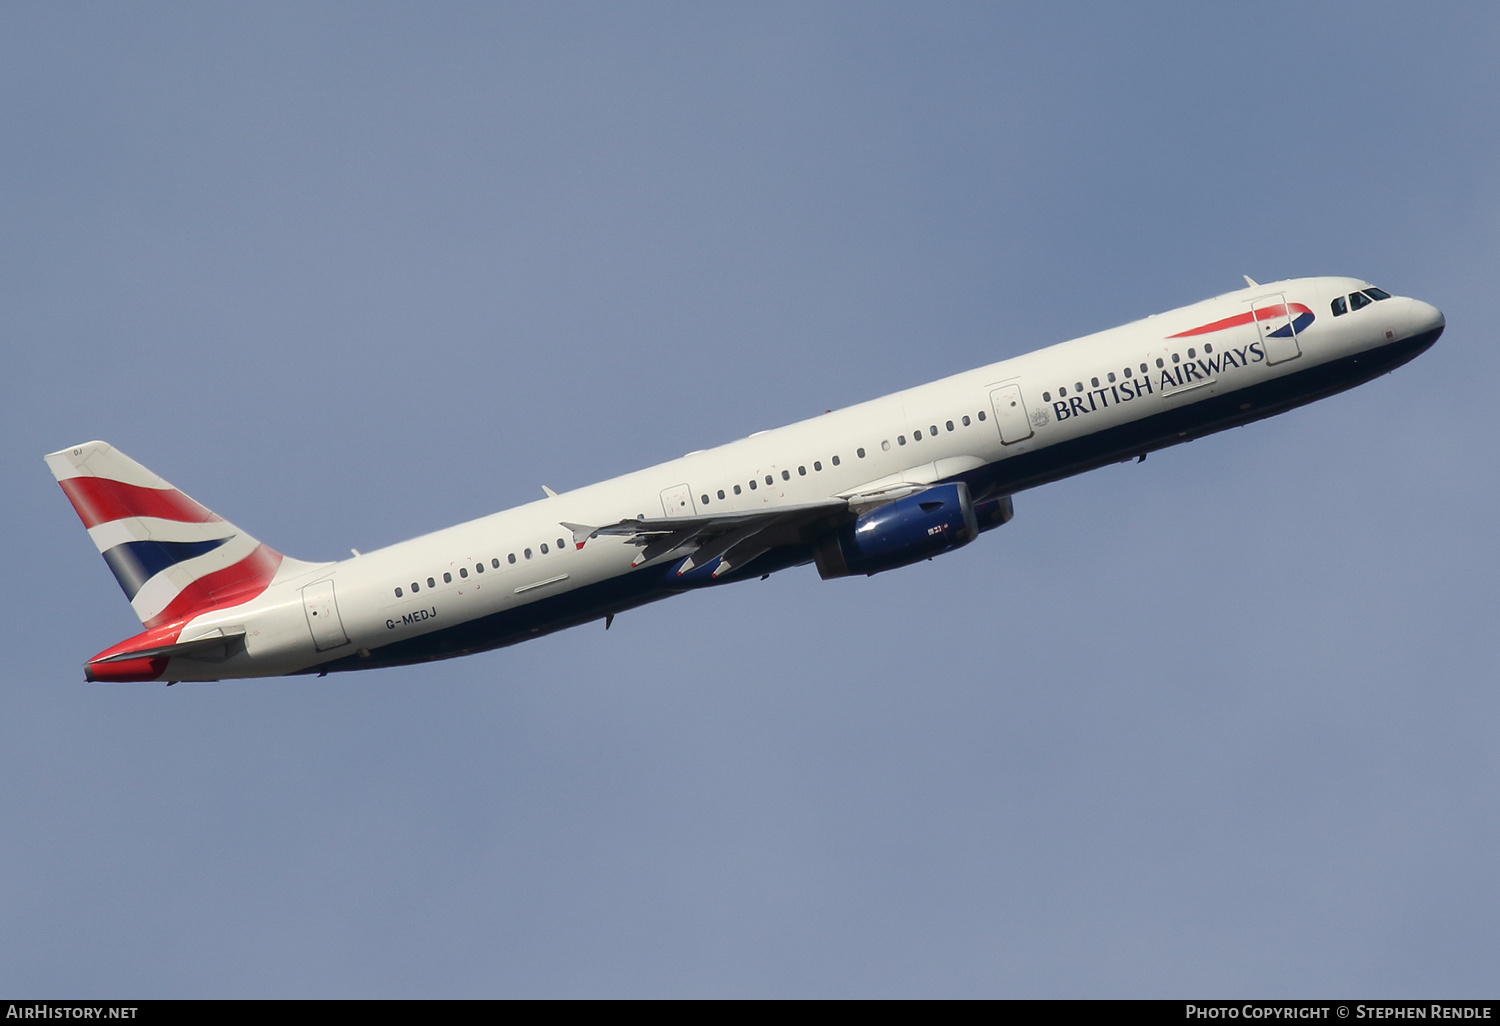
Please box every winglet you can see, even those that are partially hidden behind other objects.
[560,522,596,550]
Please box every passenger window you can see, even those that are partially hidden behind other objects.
[857,448,866,458]
[929,425,937,436]
[412,582,420,593]
[395,587,403,598]
[1187,349,1195,359]
[508,554,516,565]
[1156,358,1164,368]
[1171,353,1180,363]
[1331,296,1347,316]
[1123,367,1132,377]
[914,430,922,440]
[831,455,840,466]
[814,461,822,470]
[459,568,468,578]
[1204,344,1213,354]
[765,475,773,485]
[701,494,709,505]
[491,558,500,569]
[1059,386,1067,397]
[1090,377,1099,387]
[557,539,565,550]
[443,573,452,583]
[781,470,789,481]
[1350,291,1372,311]
[897,436,906,446]
[1107,373,1115,383]
[1043,392,1051,402]
[1074,382,1082,392]
[1365,287,1391,300]
[476,563,484,573]
[977,411,985,421]
[798,467,806,475]
[734,485,742,494]
[540,543,549,554]
[427,577,436,588]
[524,549,532,560]
[749,479,757,490]
[962,416,970,426]
[945,422,953,432]
[718,489,726,498]
[882,440,891,451]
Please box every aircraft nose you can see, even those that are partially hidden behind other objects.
[1408,298,1445,339]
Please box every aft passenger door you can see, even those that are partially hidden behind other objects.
[1249,293,1303,366]
[301,580,350,652]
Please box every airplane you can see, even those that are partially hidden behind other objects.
[46,275,1444,684]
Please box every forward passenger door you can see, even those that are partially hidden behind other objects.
[1250,293,1303,366]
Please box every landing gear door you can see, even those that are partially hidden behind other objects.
[989,384,1035,445]
[301,580,350,652]
[1250,293,1303,366]
[660,483,697,518]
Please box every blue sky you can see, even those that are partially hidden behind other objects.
[3,3,1497,997]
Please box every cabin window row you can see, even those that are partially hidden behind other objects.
[693,410,990,506]
[392,536,570,598]
[702,455,842,503]
[892,411,987,448]
[1041,346,1216,403]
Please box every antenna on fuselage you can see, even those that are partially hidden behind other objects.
[1243,275,1259,287]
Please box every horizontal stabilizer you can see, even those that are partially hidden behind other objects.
[93,627,247,664]
[84,624,249,683]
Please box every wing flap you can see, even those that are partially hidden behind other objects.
[562,497,850,570]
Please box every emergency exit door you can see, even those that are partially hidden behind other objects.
[989,384,1034,444]
[660,483,697,518]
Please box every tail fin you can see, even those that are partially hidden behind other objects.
[45,441,288,629]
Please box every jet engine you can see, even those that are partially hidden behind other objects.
[973,494,1014,533]
[814,481,985,579]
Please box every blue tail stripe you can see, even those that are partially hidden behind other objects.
[101,537,232,600]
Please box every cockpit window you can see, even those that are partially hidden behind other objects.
[1331,296,1348,317]
[1349,291,1372,311]
[1363,287,1391,301]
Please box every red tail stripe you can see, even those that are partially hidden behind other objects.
[142,544,283,629]
[58,477,221,529]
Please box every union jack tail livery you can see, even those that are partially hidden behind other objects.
[44,441,292,629]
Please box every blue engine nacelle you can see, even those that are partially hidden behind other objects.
[973,494,1014,533]
[813,482,983,579]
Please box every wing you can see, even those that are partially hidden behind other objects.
[561,498,850,579]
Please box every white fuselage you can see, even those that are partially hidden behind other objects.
[154,276,1443,680]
